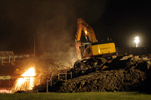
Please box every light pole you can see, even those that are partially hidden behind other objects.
[33,35,35,58]
[134,36,139,48]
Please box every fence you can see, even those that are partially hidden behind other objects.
[46,69,72,92]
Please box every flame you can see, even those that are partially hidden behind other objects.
[21,68,35,77]
[11,68,36,92]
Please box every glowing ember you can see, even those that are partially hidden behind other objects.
[11,68,36,92]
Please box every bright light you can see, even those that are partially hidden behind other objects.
[21,68,35,76]
[11,67,36,93]
[84,30,88,35]
[134,36,139,47]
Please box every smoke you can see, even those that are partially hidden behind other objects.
[35,0,109,64]
[36,1,77,64]
[0,0,109,63]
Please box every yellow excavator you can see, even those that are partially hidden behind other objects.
[73,18,116,74]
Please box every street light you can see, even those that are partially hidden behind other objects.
[134,36,139,47]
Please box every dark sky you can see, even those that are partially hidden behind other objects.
[99,0,151,48]
[0,0,151,56]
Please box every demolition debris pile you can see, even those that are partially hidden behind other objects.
[33,55,151,93]
[58,68,145,92]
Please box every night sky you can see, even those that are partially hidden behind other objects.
[0,0,151,56]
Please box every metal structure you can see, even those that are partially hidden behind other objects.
[46,69,72,92]
[0,51,15,65]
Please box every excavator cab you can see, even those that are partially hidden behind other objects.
[76,41,92,60]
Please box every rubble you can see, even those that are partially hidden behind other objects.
[33,55,151,93]
[58,67,146,92]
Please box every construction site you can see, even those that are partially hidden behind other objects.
[0,18,151,94]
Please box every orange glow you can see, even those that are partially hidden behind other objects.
[11,68,36,92]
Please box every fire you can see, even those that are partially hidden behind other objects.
[22,68,35,76]
[11,68,36,92]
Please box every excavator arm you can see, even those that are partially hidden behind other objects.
[76,18,98,43]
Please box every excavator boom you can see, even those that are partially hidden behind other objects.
[76,18,98,43]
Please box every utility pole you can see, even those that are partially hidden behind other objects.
[34,35,35,58]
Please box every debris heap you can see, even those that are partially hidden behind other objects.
[57,56,151,93]
[34,55,151,93]
[58,67,146,92]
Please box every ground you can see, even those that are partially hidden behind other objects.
[1,92,151,100]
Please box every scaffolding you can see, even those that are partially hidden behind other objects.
[0,51,15,65]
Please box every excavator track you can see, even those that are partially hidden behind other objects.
[71,57,107,77]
